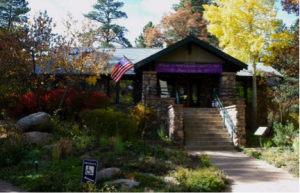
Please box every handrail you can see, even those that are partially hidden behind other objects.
[213,88,237,144]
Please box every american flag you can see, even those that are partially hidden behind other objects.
[111,56,134,82]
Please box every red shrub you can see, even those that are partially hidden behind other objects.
[41,89,65,114]
[21,92,38,114]
[2,88,112,119]
[66,89,111,114]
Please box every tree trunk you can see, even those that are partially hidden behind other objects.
[252,60,258,131]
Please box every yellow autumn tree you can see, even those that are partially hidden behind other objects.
[203,0,291,130]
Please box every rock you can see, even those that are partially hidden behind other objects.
[22,132,53,144]
[43,143,74,156]
[164,177,180,185]
[97,167,121,180]
[16,112,53,133]
[105,179,139,191]
[144,187,154,192]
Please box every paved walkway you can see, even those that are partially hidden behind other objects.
[190,150,299,192]
[1,150,299,192]
[0,179,26,192]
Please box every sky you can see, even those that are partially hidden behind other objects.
[26,0,298,46]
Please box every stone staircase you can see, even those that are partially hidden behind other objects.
[184,108,235,151]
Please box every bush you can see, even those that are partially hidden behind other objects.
[2,93,24,118]
[273,121,298,147]
[66,89,111,115]
[130,103,156,138]
[42,89,65,114]
[171,166,228,192]
[0,133,30,166]
[2,89,112,119]
[80,109,138,141]
[292,137,299,154]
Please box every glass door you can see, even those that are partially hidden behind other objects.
[176,81,190,107]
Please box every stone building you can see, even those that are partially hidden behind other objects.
[85,36,282,149]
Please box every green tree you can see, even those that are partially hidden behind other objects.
[203,0,291,130]
[135,21,163,48]
[269,75,299,124]
[173,0,212,14]
[84,0,132,48]
[0,0,30,30]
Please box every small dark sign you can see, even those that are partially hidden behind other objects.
[81,159,98,184]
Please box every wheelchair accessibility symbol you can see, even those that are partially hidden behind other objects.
[85,165,95,176]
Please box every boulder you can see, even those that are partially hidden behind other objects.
[105,179,139,191]
[22,132,53,144]
[97,167,121,180]
[43,143,74,156]
[16,112,53,133]
[164,176,180,185]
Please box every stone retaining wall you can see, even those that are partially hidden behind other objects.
[145,97,175,133]
[219,98,246,146]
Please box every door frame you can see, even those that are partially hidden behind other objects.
[175,80,190,107]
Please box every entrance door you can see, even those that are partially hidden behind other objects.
[176,81,190,107]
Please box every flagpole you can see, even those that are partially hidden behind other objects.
[116,81,120,104]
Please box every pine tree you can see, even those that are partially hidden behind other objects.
[135,21,163,48]
[173,0,212,14]
[84,0,132,48]
[0,0,30,30]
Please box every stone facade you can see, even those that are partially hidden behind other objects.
[167,104,184,146]
[145,97,176,133]
[141,71,185,146]
[142,71,157,99]
[219,72,236,98]
[218,98,246,147]
[140,71,248,147]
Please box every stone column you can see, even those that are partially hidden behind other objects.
[167,104,184,147]
[142,71,157,100]
[219,72,237,98]
[222,99,246,147]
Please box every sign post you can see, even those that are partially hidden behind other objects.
[81,159,98,184]
[254,127,268,148]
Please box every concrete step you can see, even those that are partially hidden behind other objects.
[185,141,233,146]
[184,108,218,112]
[183,108,233,151]
[186,126,225,131]
[185,133,231,138]
[183,111,219,115]
[184,121,223,126]
[185,137,232,142]
[185,145,235,151]
[183,117,223,121]
[183,114,222,118]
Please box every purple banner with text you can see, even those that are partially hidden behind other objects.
[156,63,223,73]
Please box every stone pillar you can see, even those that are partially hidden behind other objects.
[221,98,246,147]
[219,72,237,98]
[142,71,157,100]
[167,104,184,147]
